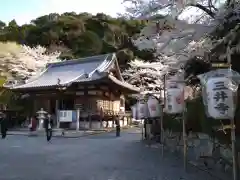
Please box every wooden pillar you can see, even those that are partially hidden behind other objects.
[109,90,114,127]
[46,99,50,113]
[56,99,59,128]
[32,96,37,115]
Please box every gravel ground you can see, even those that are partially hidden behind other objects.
[0,128,222,180]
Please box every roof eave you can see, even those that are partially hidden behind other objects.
[9,85,60,92]
[107,75,140,94]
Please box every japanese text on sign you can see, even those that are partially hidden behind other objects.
[213,81,229,115]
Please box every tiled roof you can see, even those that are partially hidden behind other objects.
[11,54,114,89]
[9,53,140,93]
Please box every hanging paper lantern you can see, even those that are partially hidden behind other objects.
[137,99,148,119]
[205,77,235,119]
[147,96,161,118]
[165,84,184,114]
[131,104,137,119]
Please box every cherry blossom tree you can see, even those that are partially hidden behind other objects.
[122,1,240,93]
[0,42,60,107]
[122,0,228,22]
[122,16,213,92]
[0,42,60,84]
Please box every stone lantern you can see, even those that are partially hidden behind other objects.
[36,108,48,130]
[0,111,5,119]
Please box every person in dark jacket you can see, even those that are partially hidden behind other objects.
[0,112,7,139]
[115,117,120,137]
[44,115,53,141]
[144,119,147,139]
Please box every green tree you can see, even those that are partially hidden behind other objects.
[0,20,5,29]
[0,12,154,68]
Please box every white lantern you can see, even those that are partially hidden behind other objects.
[165,84,184,114]
[147,96,161,118]
[137,99,148,119]
[131,105,137,120]
[205,77,235,119]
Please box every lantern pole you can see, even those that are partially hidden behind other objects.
[161,74,167,157]
[182,80,187,172]
[166,72,187,172]
[231,116,237,180]
[227,46,238,180]
[182,93,187,172]
[211,45,238,180]
[176,79,187,172]
[160,96,164,157]
[137,93,145,141]
[135,91,164,144]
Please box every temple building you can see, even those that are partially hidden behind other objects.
[7,53,139,129]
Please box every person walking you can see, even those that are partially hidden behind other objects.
[115,117,120,137]
[0,112,7,139]
[44,114,53,141]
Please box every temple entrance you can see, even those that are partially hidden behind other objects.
[58,97,74,129]
[58,98,74,110]
[50,99,56,114]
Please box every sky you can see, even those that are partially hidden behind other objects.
[0,0,126,25]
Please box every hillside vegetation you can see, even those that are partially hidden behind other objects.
[0,12,155,68]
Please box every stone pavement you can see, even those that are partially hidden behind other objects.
[0,127,225,180]
[7,126,135,138]
[145,143,231,180]
[7,128,115,138]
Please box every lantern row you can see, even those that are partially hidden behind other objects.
[132,69,238,119]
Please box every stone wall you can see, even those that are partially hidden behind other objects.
[163,130,233,176]
[72,116,131,129]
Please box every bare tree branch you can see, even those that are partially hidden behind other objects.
[187,3,216,18]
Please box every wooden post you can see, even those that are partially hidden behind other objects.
[181,79,187,172]
[88,107,92,129]
[76,108,80,131]
[167,74,187,172]
[160,103,164,157]
[227,46,238,180]
[231,118,237,180]
[55,99,59,128]
[225,45,238,180]
[161,75,167,157]
[142,119,144,140]
[100,117,103,129]
[182,106,187,172]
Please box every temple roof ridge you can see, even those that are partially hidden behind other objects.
[10,53,114,89]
